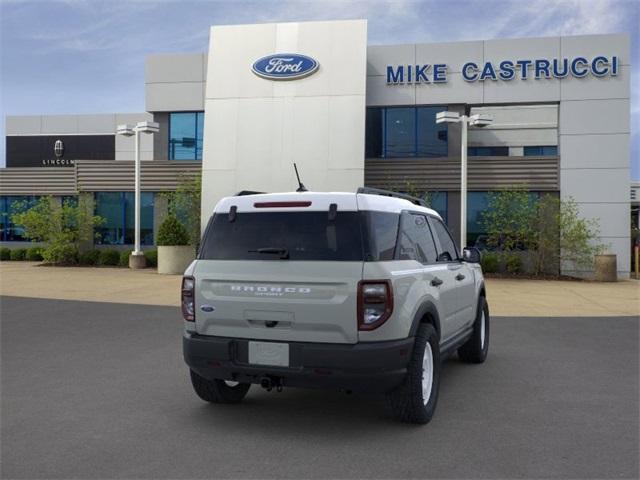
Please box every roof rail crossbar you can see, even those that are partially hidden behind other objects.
[356,187,428,208]
[235,190,266,196]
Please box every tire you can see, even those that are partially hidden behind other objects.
[386,323,441,424]
[458,295,490,364]
[189,370,251,404]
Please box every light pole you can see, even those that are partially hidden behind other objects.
[116,121,159,268]
[436,111,492,249]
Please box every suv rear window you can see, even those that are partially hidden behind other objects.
[199,212,364,261]
[199,210,403,262]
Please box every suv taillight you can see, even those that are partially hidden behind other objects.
[358,280,393,331]
[182,276,195,322]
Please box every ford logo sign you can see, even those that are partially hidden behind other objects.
[252,53,319,81]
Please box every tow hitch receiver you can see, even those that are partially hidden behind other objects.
[260,376,284,392]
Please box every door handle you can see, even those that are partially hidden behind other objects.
[431,277,443,287]
[455,273,466,281]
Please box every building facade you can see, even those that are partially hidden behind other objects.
[1,20,632,277]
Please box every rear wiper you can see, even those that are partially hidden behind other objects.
[248,247,290,259]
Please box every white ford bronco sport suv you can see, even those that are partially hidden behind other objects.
[182,188,489,424]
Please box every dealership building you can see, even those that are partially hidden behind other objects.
[0,20,632,277]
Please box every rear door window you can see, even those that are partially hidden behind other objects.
[199,211,363,261]
[396,212,438,264]
[429,217,459,262]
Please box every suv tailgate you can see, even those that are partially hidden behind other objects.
[193,260,361,344]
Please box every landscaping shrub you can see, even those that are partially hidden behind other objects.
[119,250,131,267]
[42,244,79,265]
[98,249,120,266]
[10,248,27,261]
[144,249,158,268]
[0,248,10,261]
[79,249,101,265]
[505,253,523,275]
[481,252,499,273]
[163,174,202,248]
[157,214,189,246]
[10,196,104,265]
[26,247,43,261]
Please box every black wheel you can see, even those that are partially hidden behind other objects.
[189,370,251,404]
[386,323,441,424]
[458,295,490,363]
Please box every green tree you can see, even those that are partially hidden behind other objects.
[157,214,190,246]
[529,194,560,276]
[557,197,605,271]
[480,187,535,252]
[11,196,104,265]
[163,174,201,247]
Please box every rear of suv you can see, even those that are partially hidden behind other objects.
[183,188,489,424]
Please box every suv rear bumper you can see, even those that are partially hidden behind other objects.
[183,332,414,393]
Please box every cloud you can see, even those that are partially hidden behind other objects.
[0,0,638,175]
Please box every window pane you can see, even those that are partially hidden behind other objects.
[417,107,447,157]
[124,192,154,245]
[431,217,459,261]
[524,146,558,156]
[169,113,198,160]
[2,196,38,241]
[365,108,383,158]
[467,192,489,248]
[200,212,363,261]
[385,108,415,157]
[95,192,124,245]
[469,146,509,156]
[196,112,204,160]
[397,213,438,263]
[427,192,447,223]
[361,211,399,261]
[0,198,6,241]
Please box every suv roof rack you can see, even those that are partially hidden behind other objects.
[356,187,428,208]
[235,190,266,196]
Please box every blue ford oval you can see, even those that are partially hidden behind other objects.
[252,53,319,80]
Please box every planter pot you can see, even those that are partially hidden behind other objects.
[157,245,195,275]
[594,254,617,282]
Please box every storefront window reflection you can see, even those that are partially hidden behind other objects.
[366,106,448,158]
[169,112,204,160]
[95,192,154,245]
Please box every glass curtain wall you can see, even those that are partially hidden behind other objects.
[95,192,154,245]
[366,107,448,158]
[0,196,40,241]
[169,112,204,160]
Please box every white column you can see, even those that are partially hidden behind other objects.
[134,129,141,255]
[460,116,468,249]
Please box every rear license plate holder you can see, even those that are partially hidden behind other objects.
[248,341,289,367]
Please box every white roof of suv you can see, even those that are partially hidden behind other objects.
[214,191,441,218]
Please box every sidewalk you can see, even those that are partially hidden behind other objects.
[0,262,638,317]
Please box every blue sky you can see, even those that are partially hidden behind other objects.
[1,0,638,177]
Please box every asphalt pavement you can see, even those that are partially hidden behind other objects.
[1,296,638,479]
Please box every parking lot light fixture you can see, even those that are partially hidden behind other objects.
[436,111,492,249]
[116,121,159,268]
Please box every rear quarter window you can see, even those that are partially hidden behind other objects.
[360,211,400,261]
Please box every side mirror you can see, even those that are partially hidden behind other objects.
[462,247,481,263]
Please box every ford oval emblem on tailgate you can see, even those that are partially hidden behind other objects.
[251,53,319,80]
[200,305,215,312]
